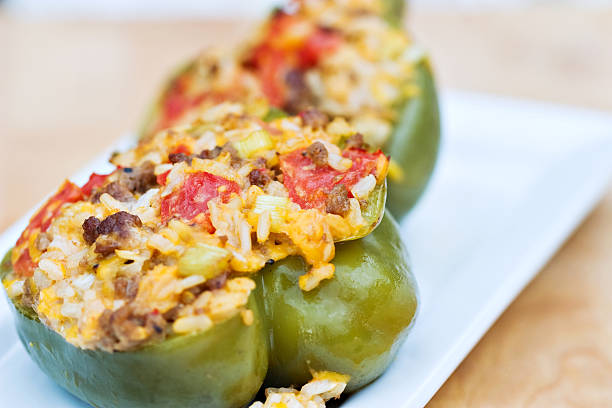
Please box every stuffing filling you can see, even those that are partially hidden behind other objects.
[3,102,388,351]
[147,0,422,149]
[250,371,349,408]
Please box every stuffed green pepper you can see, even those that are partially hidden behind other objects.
[140,0,440,218]
[2,102,417,407]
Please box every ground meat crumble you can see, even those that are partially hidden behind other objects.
[325,184,350,216]
[305,141,328,167]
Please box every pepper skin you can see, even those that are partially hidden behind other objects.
[259,212,418,391]
[385,60,440,217]
[342,182,387,242]
[382,0,405,28]
[1,249,268,408]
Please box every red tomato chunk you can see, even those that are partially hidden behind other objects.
[14,181,83,277]
[81,172,111,197]
[160,172,240,232]
[280,148,384,210]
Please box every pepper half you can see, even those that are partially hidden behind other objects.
[138,0,440,219]
[1,103,414,407]
[0,254,268,408]
[259,212,417,391]
[1,210,415,407]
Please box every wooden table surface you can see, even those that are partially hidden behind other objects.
[1,5,611,406]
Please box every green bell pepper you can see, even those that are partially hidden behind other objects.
[1,249,268,408]
[138,2,440,220]
[385,59,441,217]
[382,0,405,28]
[1,210,416,407]
[259,212,418,391]
[367,0,441,218]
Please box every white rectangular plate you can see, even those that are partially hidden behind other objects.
[1,91,611,407]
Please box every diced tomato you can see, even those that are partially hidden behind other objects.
[336,148,384,187]
[171,144,191,155]
[298,28,342,68]
[246,12,343,108]
[13,181,83,277]
[160,172,240,232]
[280,148,385,209]
[157,170,171,186]
[81,172,111,197]
[13,251,35,278]
[158,72,241,133]
[160,75,205,131]
[268,10,297,39]
[157,10,343,130]
[257,49,290,107]
[247,36,290,107]
[17,181,83,245]
[163,77,191,122]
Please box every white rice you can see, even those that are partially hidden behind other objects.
[351,174,376,200]
[60,302,83,318]
[113,300,125,310]
[99,193,130,213]
[138,151,163,166]
[72,274,95,291]
[39,259,64,281]
[265,181,289,197]
[257,210,271,243]
[55,281,75,298]
[6,280,24,297]
[239,220,252,254]
[154,163,173,176]
[147,234,176,255]
[178,275,207,291]
[161,162,187,197]
[192,130,217,152]
[173,314,213,334]
[327,153,352,171]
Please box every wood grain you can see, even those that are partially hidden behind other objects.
[427,190,612,407]
[0,6,611,407]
